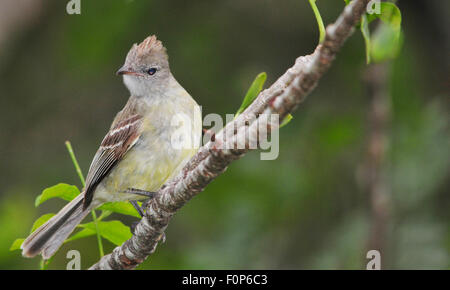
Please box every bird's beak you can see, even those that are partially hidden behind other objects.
[116,66,132,76]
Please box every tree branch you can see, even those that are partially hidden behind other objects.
[90,0,370,270]
[363,62,392,262]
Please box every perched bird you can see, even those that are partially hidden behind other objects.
[21,35,202,260]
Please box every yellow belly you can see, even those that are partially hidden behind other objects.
[94,144,195,204]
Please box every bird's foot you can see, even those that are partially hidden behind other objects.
[129,200,148,234]
[125,188,161,236]
[130,221,140,234]
[158,232,166,244]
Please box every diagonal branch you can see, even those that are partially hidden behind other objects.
[90,0,370,270]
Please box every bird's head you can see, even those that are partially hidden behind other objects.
[117,35,170,96]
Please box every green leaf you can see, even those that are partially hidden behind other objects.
[35,183,80,207]
[280,114,293,128]
[65,227,96,243]
[371,23,403,62]
[360,14,371,64]
[360,2,402,63]
[370,2,402,62]
[80,220,132,246]
[377,2,401,29]
[344,0,350,5]
[10,238,25,251]
[365,2,401,25]
[235,72,267,117]
[31,213,55,233]
[98,201,141,218]
[98,210,113,220]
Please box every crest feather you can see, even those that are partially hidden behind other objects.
[124,35,168,67]
[134,35,166,58]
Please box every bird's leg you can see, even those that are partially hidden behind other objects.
[125,188,165,242]
[126,188,156,234]
[130,200,145,217]
[123,188,156,217]
[125,187,156,198]
[129,200,145,234]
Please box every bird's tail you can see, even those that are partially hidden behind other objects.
[21,192,91,260]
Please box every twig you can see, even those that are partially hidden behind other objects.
[65,141,86,187]
[65,141,104,258]
[362,63,392,263]
[308,0,326,44]
[90,0,370,270]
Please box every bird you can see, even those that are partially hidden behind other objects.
[21,35,202,260]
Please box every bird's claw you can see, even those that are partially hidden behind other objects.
[158,232,166,244]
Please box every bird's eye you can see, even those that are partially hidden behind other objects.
[147,68,157,75]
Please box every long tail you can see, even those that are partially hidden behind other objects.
[21,192,91,260]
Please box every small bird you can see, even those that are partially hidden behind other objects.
[21,35,202,260]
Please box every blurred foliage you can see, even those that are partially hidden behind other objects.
[9,142,146,267]
[359,1,402,64]
[0,0,448,269]
[10,182,135,257]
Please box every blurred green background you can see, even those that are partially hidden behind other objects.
[0,0,448,269]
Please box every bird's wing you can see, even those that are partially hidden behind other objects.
[83,114,143,209]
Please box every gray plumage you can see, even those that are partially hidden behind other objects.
[21,193,92,260]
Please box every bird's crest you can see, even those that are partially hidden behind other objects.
[127,35,167,63]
